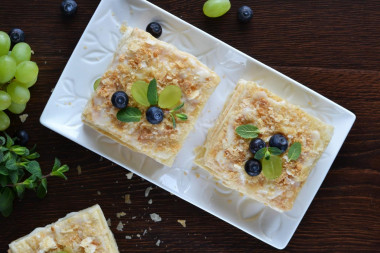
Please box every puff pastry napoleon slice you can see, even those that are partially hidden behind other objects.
[8,204,119,253]
[195,79,334,212]
[82,26,220,167]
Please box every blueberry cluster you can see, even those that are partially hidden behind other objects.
[244,134,288,176]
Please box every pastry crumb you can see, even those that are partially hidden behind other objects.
[126,172,133,179]
[177,219,186,228]
[19,114,28,123]
[116,212,126,218]
[136,233,141,238]
[156,239,161,247]
[124,194,131,204]
[131,216,137,220]
[116,221,124,231]
[125,235,132,239]
[97,191,101,195]
[106,218,111,227]
[76,165,82,175]
[148,199,153,205]
[145,186,153,197]
[143,229,148,236]
[150,213,161,222]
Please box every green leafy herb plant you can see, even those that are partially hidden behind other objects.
[117,78,188,128]
[0,133,69,217]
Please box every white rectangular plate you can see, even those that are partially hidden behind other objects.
[40,0,355,249]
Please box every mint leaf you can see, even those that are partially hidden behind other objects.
[4,133,14,148]
[0,175,8,187]
[0,136,5,146]
[288,142,302,161]
[51,171,67,180]
[15,184,25,198]
[117,107,142,122]
[37,178,47,199]
[176,113,187,120]
[268,147,282,156]
[170,113,176,128]
[5,158,18,171]
[147,78,158,105]
[57,165,69,174]
[235,124,259,139]
[25,152,40,160]
[23,176,37,189]
[24,161,42,179]
[254,147,267,160]
[9,171,18,184]
[10,146,29,156]
[0,165,8,176]
[52,158,61,172]
[170,102,184,112]
[0,187,14,214]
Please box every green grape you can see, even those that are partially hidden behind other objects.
[261,155,283,180]
[158,85,182,109]
[0,91,12,110]
[203,0,231,18]
[0,55,17,84]
[7,80,30,104]
[22,76,38,88]
[131,80,150,106]
[93,78,101,90]
[15,61,39,84]
[7,101,26,114]
[0,31,11,56]
[0,110,10,131]
[10,42,32,64]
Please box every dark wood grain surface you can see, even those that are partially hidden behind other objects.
[1,0,379,252]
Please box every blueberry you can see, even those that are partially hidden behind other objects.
[15,130,29,146]
[111,91,129,109]
[61,0,78,16]
[249,138,266,154]
[146,22,162,38]
[9,28,25,44]
[237,6,253,23]
[244,159,262,176]
[146,106,164,124]
[269,134,288,153]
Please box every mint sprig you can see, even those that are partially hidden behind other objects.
[0,133,69,217]
[116,107,142,122]
[288,142,302,161]
[147,78,158,105]
[169,102,187,128]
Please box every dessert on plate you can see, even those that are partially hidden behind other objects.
[82,26,220,167]
[195,79,334,212]
[8,204,119,253]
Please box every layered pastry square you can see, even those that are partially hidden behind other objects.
[8,204,119,253]
[195,79,334,211]
[82,26,220,166]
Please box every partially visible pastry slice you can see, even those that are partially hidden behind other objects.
[195,79,334,212]
[8,204,119,253]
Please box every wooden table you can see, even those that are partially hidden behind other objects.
[1,0,379,252]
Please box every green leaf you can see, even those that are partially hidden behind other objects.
[117,107,142,122]
[9,170,18,184]
[24,152,40,160]
[24,160,42,179]
[51,171,67,180]
[170,102,184,112]
[158,85,182,109]
[0,187,14,213]
[15,184,25,198]
[254,147,267,160]
[37,178,47,199]
[147,78,158,105]
[261,155,283,180]
[0,175,8,187]
[0,150,4,163]
[23,176,37,189]
[235,124,259,139]
[170,113,176,128]
[4,132,14,148]
[268,147,283,156]
[5,158,18,171]
[131,80,150,106]
[52,158,61,172]
[10,146,30,156]
[57,165,69,174]
[0,136,5,146]
[0,165,8,175]
[288,142,302,161]
[176,113,188,120]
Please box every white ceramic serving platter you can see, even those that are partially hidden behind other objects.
[40,0,355,249]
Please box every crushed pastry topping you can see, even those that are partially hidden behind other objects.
[116,221,124,231]
[124,194,132,204]
[177,219,186,228]
[145,186,153,197]
[77,165,82,175]
[150,213,162,222]
[126,172,134,179]
[106,218,111,227]
[116,212,126,218]
[156,239,161,247]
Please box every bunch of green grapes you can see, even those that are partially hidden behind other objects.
[0,31,39,131]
